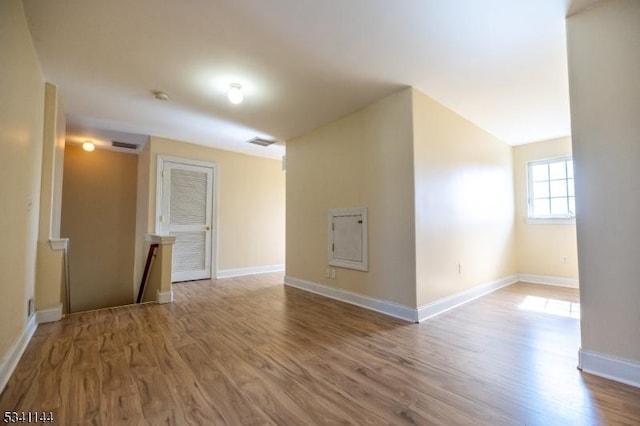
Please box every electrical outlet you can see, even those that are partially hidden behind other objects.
[563,256,568,264]
[458,263,462,274]
[330,269,336,279]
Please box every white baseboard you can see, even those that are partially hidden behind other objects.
[36,304,63,323]
[217,264,285,279]
[518,274,579,288]
[417,275,519,322]
[284,276,417,322]
[0,315,37,393]
[579,348,640,388]
[157,290,173,304]
[284,275,519,323]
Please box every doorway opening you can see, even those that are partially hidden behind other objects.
[60,144,138,313]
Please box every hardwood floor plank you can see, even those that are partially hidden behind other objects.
[36,336,73,411]
[99,354,144,426]
[177,343,274,425]
[2,274,639,425]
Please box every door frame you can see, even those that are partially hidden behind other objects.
[155,155,218,281]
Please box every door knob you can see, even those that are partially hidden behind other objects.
[205,226,211,231]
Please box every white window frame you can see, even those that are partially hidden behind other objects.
[527,156,576,224]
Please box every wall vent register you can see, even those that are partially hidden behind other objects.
[328,208,368,271]
[247,137,275,147]
[112,140,138,150]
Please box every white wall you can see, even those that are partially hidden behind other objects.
[0,0,45,360]
[412,89,516,306]
[567,0,640,364]
[136,136,286,280]
[513,137,578,280]
[286,88,417,307]
[287,87,519,311]
[35,83,66,313]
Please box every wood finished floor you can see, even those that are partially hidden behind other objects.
[1,273,639,425]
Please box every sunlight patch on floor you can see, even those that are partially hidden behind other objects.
[519,296,580,319]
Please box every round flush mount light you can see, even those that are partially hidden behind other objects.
[82,141,95,152]
[227,83,243,104]
[152,90,170,101]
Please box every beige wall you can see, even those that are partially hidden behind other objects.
[513,137,578,279]
[35,83,66,311]
[133,142,151,290]
[412,89,516,306]
[61,145,138,312]
[286,88,417,307]
[567,0,640,362]
[139,137,285,278]
[286,87,518,309]
[0,0,45,359]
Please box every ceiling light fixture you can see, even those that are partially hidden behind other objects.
[152,90,170,101]
[227,83,243,104]
[82,141,95,152]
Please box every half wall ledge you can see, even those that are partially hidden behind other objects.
[144,234,175,304]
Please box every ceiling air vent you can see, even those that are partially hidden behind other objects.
[112,140,138,150]
[247,137,275,147]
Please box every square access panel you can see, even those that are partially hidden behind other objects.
[328,208,368,271]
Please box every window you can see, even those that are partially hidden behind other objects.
[528,157,575,220]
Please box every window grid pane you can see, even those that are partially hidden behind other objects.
[528,158,575,219]
[550,180,568,197]
[550,197,569,215]
[568,179,575,196]
[549,162,566,180]
[531,164,549,182]
[533,199,550,216]
[533,181,549,198]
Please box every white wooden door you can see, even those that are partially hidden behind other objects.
[160,160,214,282]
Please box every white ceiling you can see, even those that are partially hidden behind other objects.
[23,0,596,159]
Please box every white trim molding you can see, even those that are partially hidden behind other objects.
[284,275,519,323]
[526,218,576,225]
[217,264,285,279]
[518,274,579,288]
[157,290,173,304]
[579,348,640,389]
[145,234,176,245]
[36,304,63,323]
[284,276,417,322]
[0,315,37,393]
[417,275,518,322]
[48,237,68,251]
